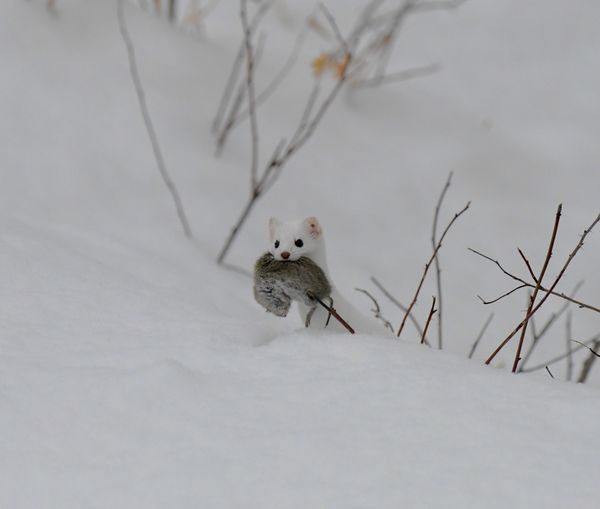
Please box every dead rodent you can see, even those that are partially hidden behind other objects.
[253,253,331,323]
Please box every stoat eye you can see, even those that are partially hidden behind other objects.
[274,240,280,249]
[295,239,304,248]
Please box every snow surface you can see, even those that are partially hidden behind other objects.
[2,0,600,507]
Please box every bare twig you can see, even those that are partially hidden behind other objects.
[518,280,584,372]
[370,276,424,338]
[212,0,271,135]
[517,248,538,284]
[350,63,440,88]
[397,201,470,339]
[431,171,452,350]
[519,333,600,374]
[117,0,193,238]
[470,249,600,314]
[310,294,355,334]
[241,0,260,188]
[565,311,573,381]
[571,340,600,358]
[576,339,600,383]
[218,3,352,265]
[421,296,437,345]
[485,210,600,366]
[511,204,562,373]
[468,312,494,359]
[545,366,555,379]
[355,288,394,332]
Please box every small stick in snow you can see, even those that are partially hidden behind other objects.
[575,339,600,383]
[396,201,470,339]
[117,0,193,238]
[421,296,437,345]
[511,204,563,373]
[431,171,452,350]
[355,288,394,333]
[485,209,600,367]
[370,276,425,339]
[468,312,494,360]
[545,366,555,379]
[309,293,355,334]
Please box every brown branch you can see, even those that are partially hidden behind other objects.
[477,284,528,305]
[421,296,437,345]
[311,294,355,334]
[485,210,600,366]
[470,248,599,313]
[370,276,425,339]
[519,333,600,374]
[468,312,494,359]
[117,0,193,239]
[217,4,352,265]
[517,248,538,284]
[511,204,563,373]
[431,171,452,350]
[518,280,583,372]
[397,201,470,339]
[355,288,394,333]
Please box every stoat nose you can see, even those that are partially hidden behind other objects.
[281,251,290,260]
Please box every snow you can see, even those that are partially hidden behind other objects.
[1,0,600,507]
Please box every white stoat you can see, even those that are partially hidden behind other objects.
[267,216,383,334]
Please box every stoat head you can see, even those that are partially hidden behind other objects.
[268,216,323,261]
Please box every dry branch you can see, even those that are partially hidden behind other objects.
[576,339,600,383]
[484,209,600,366]
[431,171,452,349]
[421,296,437,345]
[468,312,494,359]
[517,280,583,372]
[217,2,352,265]
[511,204,562,373]
[545,366,555,379]
[310,294,355,334]
[117,0,193,239]
[371,276,425,338]
[396,201,470,339]
[519,333,600,374]
[355,288,394,332]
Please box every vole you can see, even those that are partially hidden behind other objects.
[254,253,332,326]
[263,216,382,334]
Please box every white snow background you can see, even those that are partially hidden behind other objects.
[1,0,599,507]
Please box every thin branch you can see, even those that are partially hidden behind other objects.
[512,204,563,373]
[485,210,600,366]
[517,248,538,284]
[518,280,584,372]
[397,202,470,339]
[468,312,494,359]
[565,311,573,381]
[519,334,600,373]
[212,0,271,134]
[545,366,555,379]
[421,296,437,345]
[318,3,348,54]
[470,248,600,313]
[477,284,528,305]
[310,294,355,334]
[355,288,394,332]
[241,0,260,188]
[370,276,424,338]
[350,63,440,88]
[571,340,600,358]
[576,339,600,384]
[117,0,193,238]
[217,4,352,265]
[431,171,452,350]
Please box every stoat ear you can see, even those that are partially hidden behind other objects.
[268,217,281,240]
[303,216,322,238]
